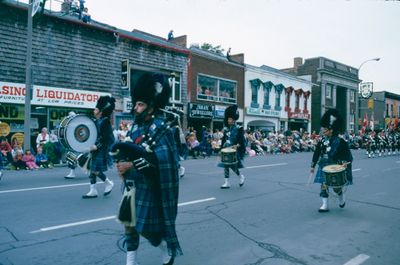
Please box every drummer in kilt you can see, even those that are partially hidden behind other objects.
[220,104,246,189]
[82,96,116,199]
[310,109,353,212]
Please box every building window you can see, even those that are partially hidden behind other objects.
[275,91,281,108]
[350,90,355,102]
[390,104,394,117]
[250,79,261,108]
[295,94,300,110]
[274,84,284,111]
[197,74,237,103]
[386,104,389,117]
[170,74,181,102]
[262,81,273,109]
[326,84,332,99]
[219,79,237,103]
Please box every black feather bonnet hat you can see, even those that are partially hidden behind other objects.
[95,95,116,117]
[131,73,171,112]
[320,108,344,134]
[224,104,239,126]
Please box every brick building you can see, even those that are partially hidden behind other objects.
[0,1,189,147]
[187,46,245,134]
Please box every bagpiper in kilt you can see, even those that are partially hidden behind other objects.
[116,73,182,265]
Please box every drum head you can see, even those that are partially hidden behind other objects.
[221,147,236,153]
[64,115,97,152]
[322,164,345,173]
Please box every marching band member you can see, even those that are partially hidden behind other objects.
[220,104,246,189]
[64,111,78,179]
[116,73,182,265]
[82,96,116,199]
[310,109,353,212]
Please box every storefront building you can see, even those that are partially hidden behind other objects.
[245,64,312,133]
[0,81,109,145]
[0,1,189,146]
[359,91,400,131]
[187,46,245,134]
[283,57,359,133]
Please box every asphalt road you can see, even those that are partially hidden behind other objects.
[0,149,399,265]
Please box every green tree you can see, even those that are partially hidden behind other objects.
[199,43,225,55]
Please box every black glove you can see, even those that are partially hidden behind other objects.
[133,153,158,177]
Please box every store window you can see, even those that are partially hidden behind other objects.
[170,74,181,102]
[197,74,237,103]
[350,90,355,102]
[326,84,332,99]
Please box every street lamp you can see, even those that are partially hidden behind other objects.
[358,57,380,75]
[358,57,380,132]
[358,57,380,97]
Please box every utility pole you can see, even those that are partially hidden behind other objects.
[23,0,33,152]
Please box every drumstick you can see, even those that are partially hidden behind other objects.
[306,172,314,186]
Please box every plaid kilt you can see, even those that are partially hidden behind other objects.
[90,148,110,172]
[127,118,182,257]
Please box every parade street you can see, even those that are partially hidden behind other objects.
[0,150,399,265]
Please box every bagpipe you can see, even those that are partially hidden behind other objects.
[110,107,182,164]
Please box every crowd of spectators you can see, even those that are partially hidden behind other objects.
[62,0,91,23]
[182,127,320,159]
[0,127,62,171]
[0,123,369,171]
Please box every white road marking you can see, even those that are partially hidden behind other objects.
[178,197,216,206]
[343,254,370,265]
[352,168,361,172]
[0,182,95,194]
[246,163,287,169]
[30,197,216,233]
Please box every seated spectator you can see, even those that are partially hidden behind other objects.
[23,150,39,170]
[0,136,14,165]
[36,127,50,150]
[36,147,50,168]
[11,145,23,158]
[12,150,27,170]
[49,129,63,164]
[81,7,91,23]
[187,133,200,158]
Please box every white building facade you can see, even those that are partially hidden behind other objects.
[244,65,312,132]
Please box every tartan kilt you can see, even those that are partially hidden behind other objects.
[90,149,109,172]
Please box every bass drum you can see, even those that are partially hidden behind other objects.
[58,114,97,153]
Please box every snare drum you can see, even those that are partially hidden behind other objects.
[322,164,347,187]
[220,147,237,165]
[58,114,97,153]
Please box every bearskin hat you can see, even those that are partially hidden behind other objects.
[224,104,239,126]
[96,95,116,117]
[320,108,344,134]
[131,73,171,111]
